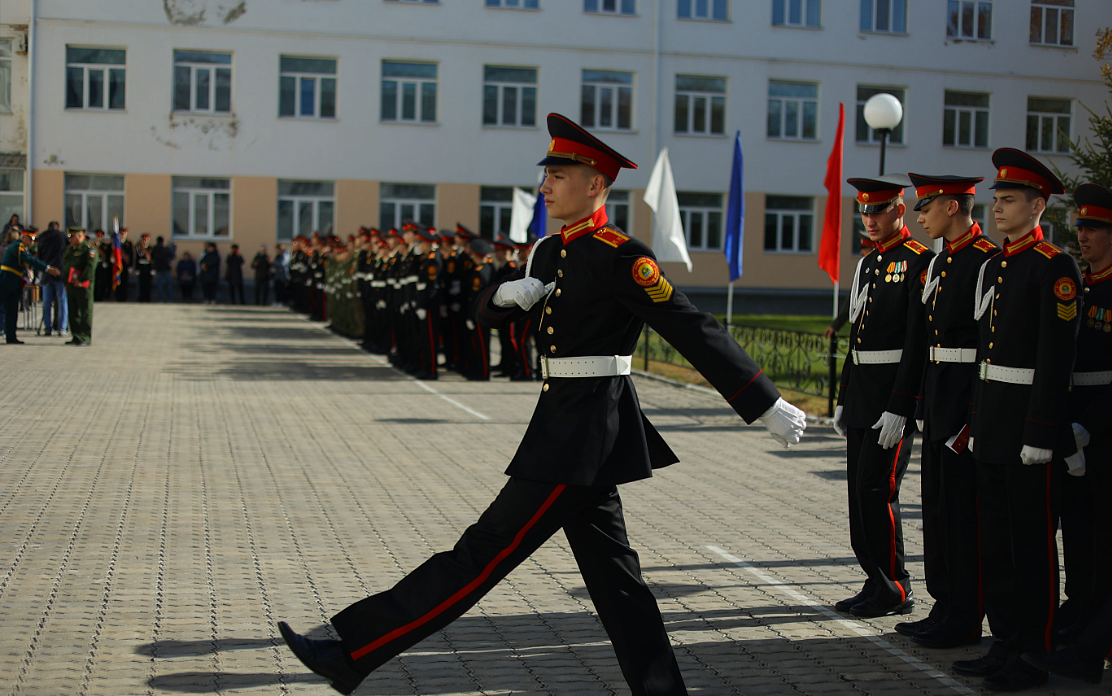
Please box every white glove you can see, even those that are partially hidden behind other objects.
[376,300,386,310]
[1019,445,1053,465]
[439,305,448,318]
[872,411,907,450]
[758,398,806,448]
[493,277,556,310]
[916,420,925,433]
[465,319,475,330]
[833,405,845,437]
[1073,422,1091,449]
[1066,423,1090,476]
[416,308,427,320]
[968,437,974,454]
[450,303,461,312]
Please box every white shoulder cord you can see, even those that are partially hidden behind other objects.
[921,255,940,305]
[973,256,995,320]
[848,256,870,324]
[525,234,551,279]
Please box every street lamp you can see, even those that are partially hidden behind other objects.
[863,93,903,176]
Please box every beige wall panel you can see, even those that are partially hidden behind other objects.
[31,170,64,229]
[337,180,378,234]
[439,183,480,231]
[125,174,172,238]
[232,176,277,255]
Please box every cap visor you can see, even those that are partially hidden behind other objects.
[858,203,891,214]
[912,196,936,211]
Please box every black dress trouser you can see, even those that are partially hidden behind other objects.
[1059,425,1112,635]
[331,477,687,696]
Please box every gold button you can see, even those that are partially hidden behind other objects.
[857,338,862,343]
[929,315,933,321]
[557,269,564,277]
[555,288,561,296]
[941,272,946,277]
[998,276,1003,283]
[1001,261,1007,268]
[547,326,554,334]
[877,255,883,261]
[995,293,1000,299]
[994,310,998,316]
[935,330,939,335]
[560,250,566,258]
[946,257,953,264]
[868,297,873,302]
[986,358,991,364]
[989,342,994,349]
[542,383,549,392]
[545,306,552,314]
[550,345,556,353]
[875,269,880,275]
[872,283,877,288]
[992,326,995,332]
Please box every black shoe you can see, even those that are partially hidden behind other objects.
[911,622,982,649]
[413,371,438,381]
[850,594,914,618]
[6,339,23,345]
[953,641,1010,677]
[983,657,1048,691]
[277,621,364,695]
[43,330,52,337]
[510,373,533,382]
[834,587,873,612]
[895,616,937,637]
[1022,648,1104,684]
[73,341,90,347]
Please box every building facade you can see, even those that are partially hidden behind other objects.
[0,0,1107,300]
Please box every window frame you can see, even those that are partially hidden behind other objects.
[63,173,125,233]
[380,61,438,124]
[1029,0,1074,47]
[173,50,233,115]
[171,177,232,240]
[482,66,538,128]
[0,40,14,112]
[584,0,636,15]
[581,70,634,132]
[674,75,726,136]
[860,0,907,34]
[1026,97,1072,154]
[767,80,819,141]
[943,90,990,149]
[678,192,725,252]
[855,86,905,145]
[380,183,436,230]
[485,0,539,7]
[279,56,338,120]
[946,0,992,41]
[677,0,729,21]
[0,168,24,224]
[277,181,335,242]
[772,0,821,28]
[764,195,815,254]
[65,46,127,111]
[605,190,631,233]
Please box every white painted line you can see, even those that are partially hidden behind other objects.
[706,545,976,696]
[411,379,491,421]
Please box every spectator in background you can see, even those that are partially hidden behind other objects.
[225,244,245,304]
[36,221,68,336]
[94,230,111,302]
[115,228,133,302]
[199,242,220,304]
[177,252,197,302]
[252,245,271,306]
[2,214,20,237]
[272,243,290,306]
[134,234,153,302]
[152,236,175,302]
[0,227,60,343]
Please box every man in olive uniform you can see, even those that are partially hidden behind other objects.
[833,174,934,618]
[900,174,997,649]
[62,227,96,346]
[278,112,806,696]
[0,227,61,343]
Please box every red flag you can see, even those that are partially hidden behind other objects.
[818,103,844,285]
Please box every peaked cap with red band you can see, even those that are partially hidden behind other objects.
[538,113,637,182]
[847,174,912,214]
[438,229,456,241]
[455,224,477,240]
[492,233,515,250]
[1074,183,1112,228]
[907,173,983,211]
[415,226,439,242]
[989,147,1064,199]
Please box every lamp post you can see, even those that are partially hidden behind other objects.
[863,93,903,176]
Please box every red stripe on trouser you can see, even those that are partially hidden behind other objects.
[1043,464,1056,652]
[887,438,906,601]
[350,483,568,660]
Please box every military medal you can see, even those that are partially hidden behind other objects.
[885,274,892,283]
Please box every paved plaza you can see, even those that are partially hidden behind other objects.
[0,304,1104,695]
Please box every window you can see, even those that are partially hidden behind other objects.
[172,177,230,238]
[380,184,435,230]
[381,61,437,123]
[173,51,231,114]
[773,0,820,27]
[605,190,630,232]
[0,169,23,224]
[767,81,817,140]
[679,193,724,251]
[278,181,334,242]
[675,76,725,135]
[581,70,633,131]
[947,1,991,40]
[678,0,728,21]
[1030,0,1073,46]
[480,187,514,238]
[943,91,989,148]
[280,56,336,119]
[0,40,12,112]
[65,47,126,111]
[64,174,124,232]
[483,67,537,127]
[764,196,813,253]
[1026,98,1071,153]
[584,0,635,14]
[386,0,438,3]
[856,87,905,144]
[860,0,906,33]
[972,203,987,230]
[486,0,539,7]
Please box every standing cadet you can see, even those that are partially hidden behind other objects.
[436,230,460,368]
[412,227,443,380]
[450,225,478,374]
[900,174,996,648]
[277,112,806,696]
[462,238,494,380]
[492,233,519,377]
[135,234,153,302]
[0,227,61,343]
[952,149,1080,691]
[62,227,96,346]
[833,174,933,618]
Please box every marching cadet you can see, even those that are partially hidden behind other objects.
[62,227,96,346]
[412,227,443,380]
[899,173,996,649]
[1046,184,1112,649]
[437,230,461,369]
[510,237,539,381]
[492,233,519,377]
[951,149,1081,691]
[278,111,805,696]
[462,238,494,380]
[0,226,61,343]
[833,174,933,618]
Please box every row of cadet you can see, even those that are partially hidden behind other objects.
[286,223,540,381]
[829,145,1112,691]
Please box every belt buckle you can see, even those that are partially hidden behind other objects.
[979,361,988,382]
[852,349,859,366]
[540,356,549,380]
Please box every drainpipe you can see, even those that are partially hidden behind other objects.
[25,0,35,222]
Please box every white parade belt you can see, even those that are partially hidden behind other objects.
[1072,370,1112,387]
[540,355,633,379]
[930,347,978,363]
[851,349,903,365]
[979,362,1034,385]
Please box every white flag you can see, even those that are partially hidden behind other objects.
[509,187,536,243]
[642,148,692,272]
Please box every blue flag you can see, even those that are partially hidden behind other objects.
[724,131,744,282]
[528,187,547,239]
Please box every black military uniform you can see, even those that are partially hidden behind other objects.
[510,237,539,380]
[412,227,443,380]
[903,174,997,648]
[135,235,153,302]
[279,113,797,696]
[836,175,934,617]
[956,149,1081,690]
[492,234,519,376]
[450,226,478,374]
[462,238,494,380]
[436,230,460,368]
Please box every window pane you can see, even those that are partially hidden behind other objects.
[678,192,722,207]
[1045,8,1058,43]
[299,200,314,235]
[707,211,722,248]
[382,61,437,79]
[65,174,91,190]
[599,87,613,127]
[876,0,889,31]
[481,187,514,202]
[781,214,794,249]
[945,91,988,107]
[961,2,973,36]
[958,109,971,145]
[421,81,436,122]
[621,0,635,13]
[320,201,334,232]
[1026,114,1039,150]
[173,66,191,111]
[499,206,512,234]
[483,84,499,125]
[87,195,103,232]
[689,211,703,247]
[66,67,84,108]
[712,0,727,20]
[798,214,813,251]
[480,205,495,237]
[173,193,190,237]
[617,87,632,129]
[381,81,397,120]
[278,200,294,240]
[789,0,801,24]
[300,76,315,116]
[769,81,816,98]
[381,184,435,199]
[66,47,126,65]
[215,68,231,112]
[214,194,230,236]
[174,51,231,65]
[1060,8,1073,45]
[521,86,536,126]
[710,96,724,133]
[678,0,691,17]
[196,68,210,110]
[65,194,83,229]
[320,78,336,118]
[1057,116,1070,152]
[764,213,778,250]
[1030,6,1042,42]
[806,0,820,26]
[767,195,811,210]
[92,175,124,191]
[402,82,416,120]
[107,195,124,228]
[88,69,104,108]
[109,68,125,109]
[419,203,435,227]
[194,195,209,235]
[585,0,599,12]
[581,85,596,127]
[946,0,958,36]
[767,99,782,137]
[692,95,706,132]
[974,110,988,147]
[785,101,798,137]
[280,57,337,75]
[484,66,537,83]
[773,0,785,24]
[861,0,873,30]
[583,70,633,84]
[503,85,517,125]
[380,201,396,230]
[676,75,726,93]
[892,0,905,32]
[1041,115,1053,151]
[0,170,22,192]
[1028,97,1070,113]
[977,2,991,39]
[802,101,817,139]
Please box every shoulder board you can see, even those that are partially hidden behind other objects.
[1035,241,1062,259]
[973,238,996,252]
[593,227,631,248]
[904,239,929,254]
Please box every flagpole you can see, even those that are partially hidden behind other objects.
[726,281,734,328]
[832,280,838,318]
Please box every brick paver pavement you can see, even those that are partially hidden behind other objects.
[0,304,1104,695]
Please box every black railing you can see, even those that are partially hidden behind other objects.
[636,325,849,416]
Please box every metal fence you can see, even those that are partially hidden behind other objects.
[635,324,850,416]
